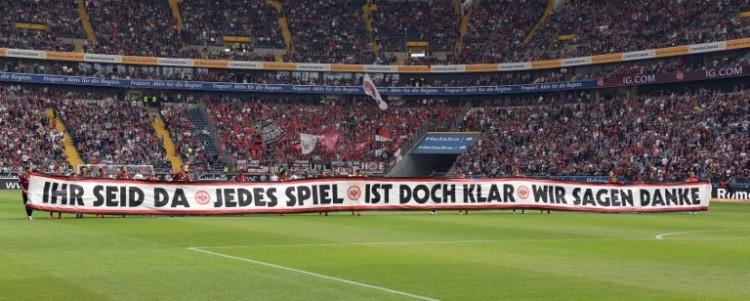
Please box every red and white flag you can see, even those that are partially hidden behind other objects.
[363,73,388,110]
[375,127,392,142]
[319,133,340,152]
[299,133,319,155]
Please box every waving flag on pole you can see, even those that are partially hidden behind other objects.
[363,73,388,110]
[375,127,392,142]
[319,133,340,152]
[299,133,319,155]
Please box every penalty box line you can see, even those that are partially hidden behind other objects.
[187,247,440,301]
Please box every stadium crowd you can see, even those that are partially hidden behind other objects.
[456,0,548,64]
[180,0,285,49]
[455,90,750,182]
[524,0,750,61]
[84,0,182,57]
[206,95,463,166]
[0,0,83,52]
[57,97,170,168]
[160,101,220,172]
[1,80,748,184]
[0,0,746,65]
[0,85,68,173]
[371,0,460,52]
[282,0,382,64]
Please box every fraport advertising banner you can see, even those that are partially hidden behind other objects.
[26,173,710,215]
[0,72,598,96]
[412,133,479,154]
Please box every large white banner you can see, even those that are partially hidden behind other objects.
[26,173,711,215]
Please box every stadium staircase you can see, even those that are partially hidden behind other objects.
[267,0,292,51]
[454,2,473,53]
[168,0,184,33]
[151,112,183,171]
[523,0,557,45]
[387,104,472,177]
[46,108,83,168]
[185,104,227,169]
[362,3,381,54]
[75,0,97,43]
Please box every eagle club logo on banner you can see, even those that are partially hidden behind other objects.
[26,173,711,215]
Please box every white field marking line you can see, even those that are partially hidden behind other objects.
[655,229,750,240]
[191,238,627,249]
[187,247,440,301]
[193,235,750,250]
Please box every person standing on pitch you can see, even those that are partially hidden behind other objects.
[319,170,331,216]
[685,172,700,215]
[74,167,89,218]
[144,170,159,217]
[115,166,131,180]
[351,169,364,216]
[49,166,65,219]
[146,170,159,181]
[173,164,191,182]
[274,169,290,216]
[115,167,131,217]
[430,170,439,215]
[96,168,108,218]
[457,172,470,215]
[19,166,33,220]
[234,169,247,182]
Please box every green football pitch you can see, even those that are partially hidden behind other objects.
[1,190,749,301]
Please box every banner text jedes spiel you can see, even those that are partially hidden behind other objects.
[26,174,711,215]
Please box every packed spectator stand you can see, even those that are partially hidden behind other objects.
[0,85,68,173]
[283,0,378,64]
[180,0,285,49]
[161,101,224,171]
[454,90,750,183]
[371,0,460,53]
[57,96,171,169]
[85,0,182,57]
[0,0,82,52]
[206,95,464,168]
[457,0,548,64]
[0,1,748,185]
[1,78,748,184]
[524,0,750,61]
[0,1,748,65]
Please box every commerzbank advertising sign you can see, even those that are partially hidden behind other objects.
[412,133,479,154]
